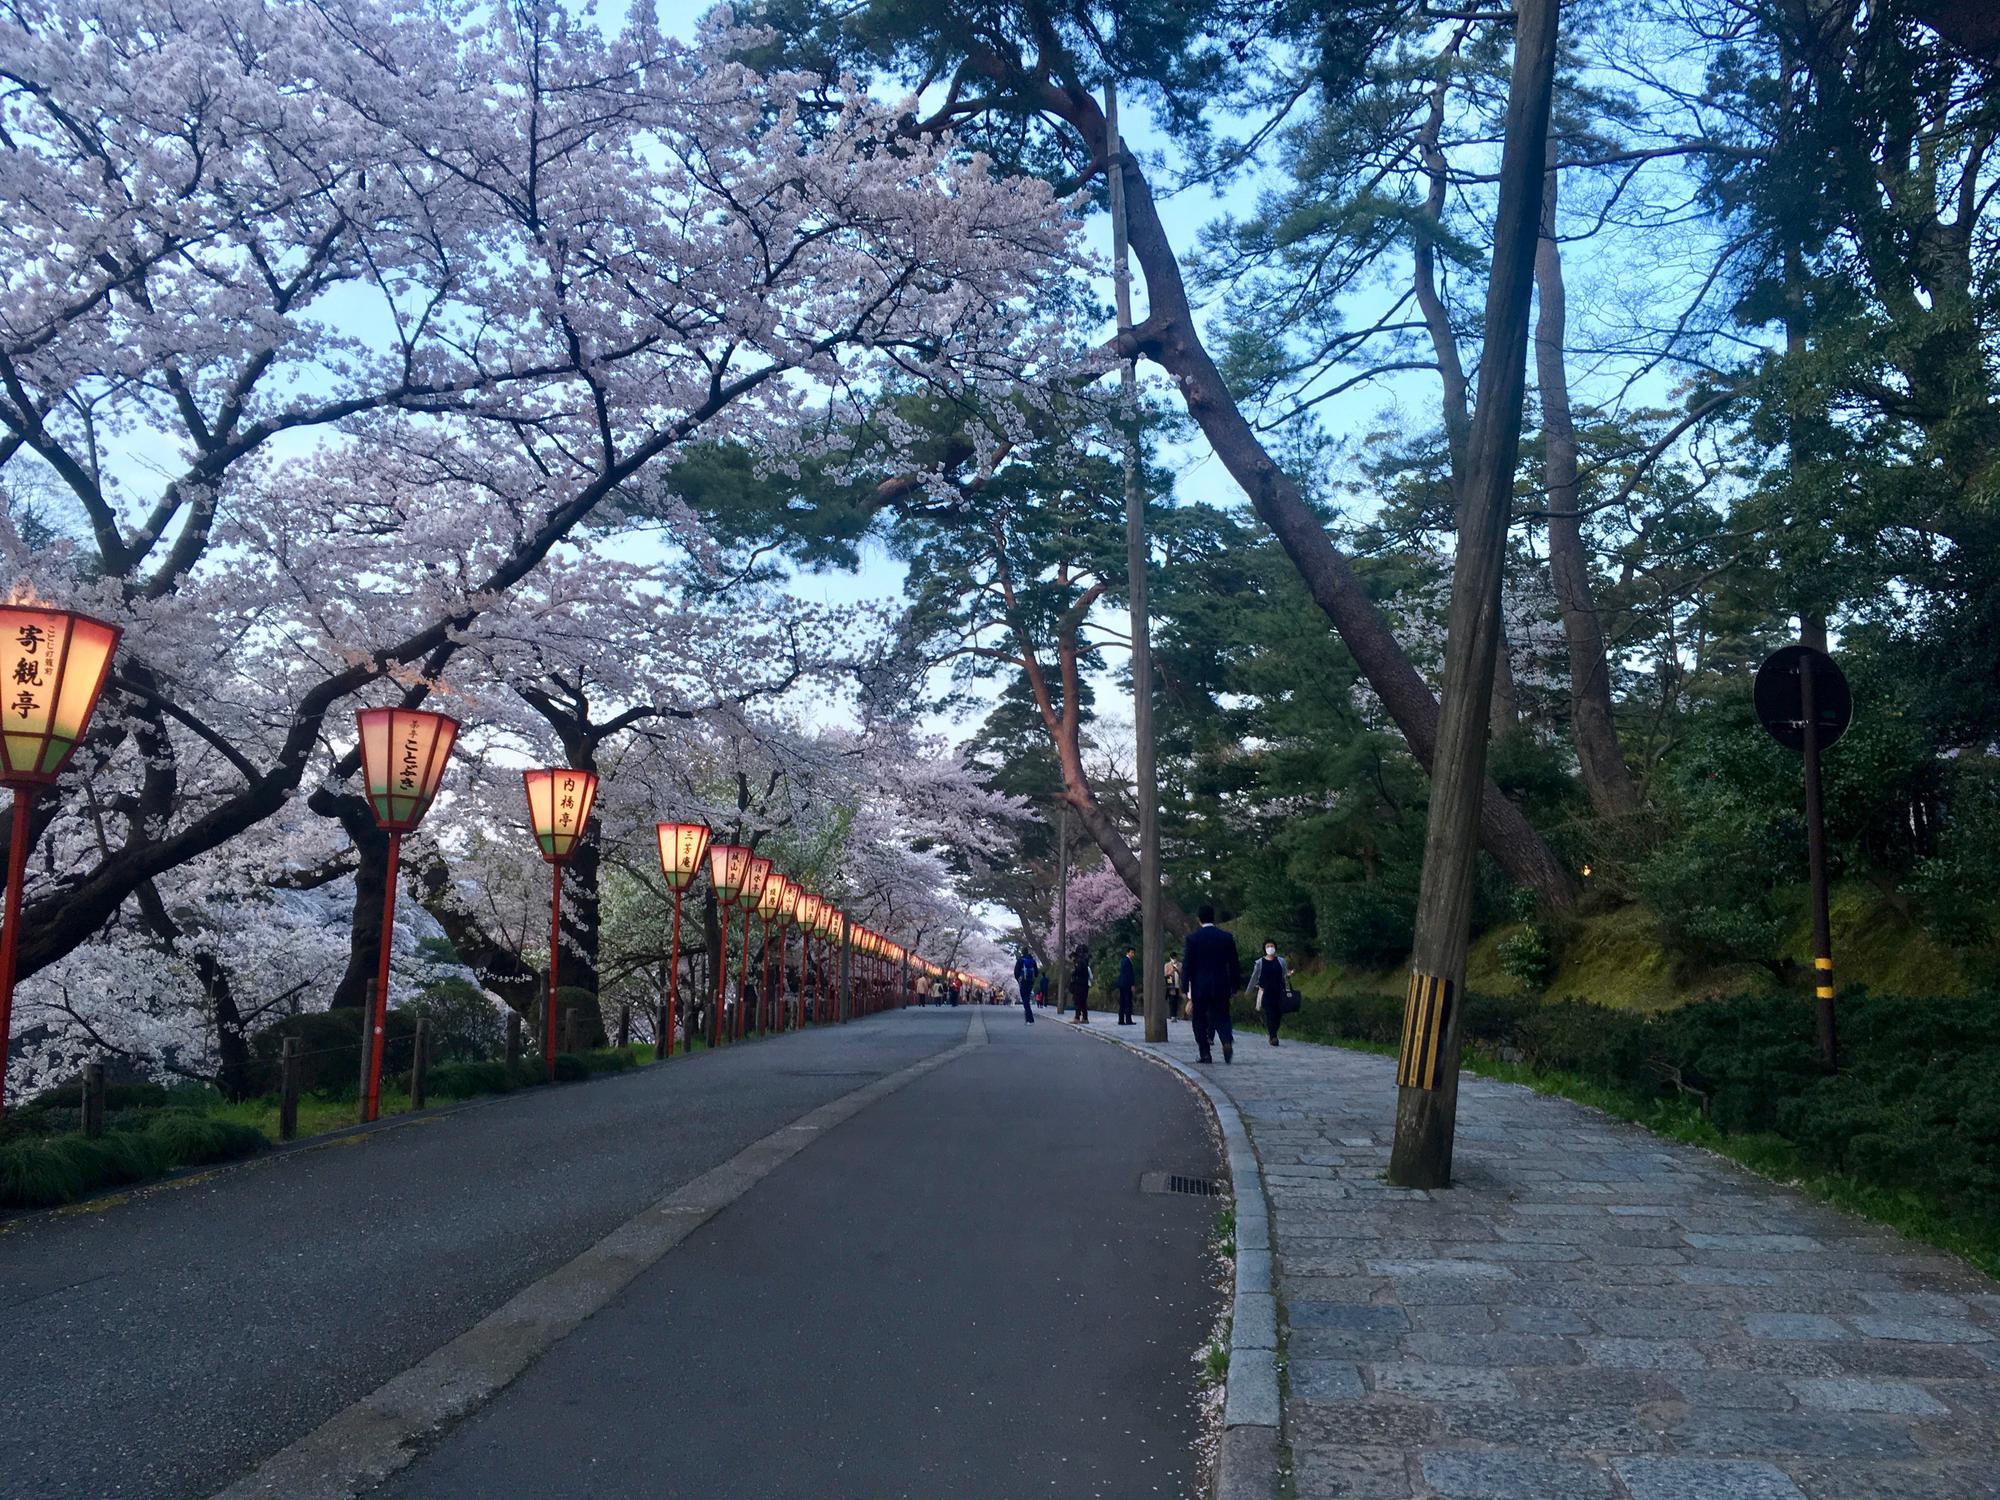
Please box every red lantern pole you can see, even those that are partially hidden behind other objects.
[663,885,684,1059]
[713,898,731,1049]
[364,830,404,1120]
[356,708,458,1124]
[0,602,122,1115]
[544,867,561,1080]
[0,794,36,1110]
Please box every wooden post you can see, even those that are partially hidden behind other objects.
[279,1036,302,1142]
[561,1007,578,1057]
[1106,79,1168,1045]
[1797,622,1840,1072]
[409,1017,429,1110]
[81,1061,105,1139]
[617,1004,630,1050]
[1388,0,1559,1190]
[506,1008,523,1069]
[357,981,376,1123]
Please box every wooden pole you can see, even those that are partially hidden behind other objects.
[1105,80,1168,1045]
[81,1060,105,1139]
[1797,629,1840,1072]
[279,1035,302,1142]
[409,1017,429,1110]
[506,1008,523,1069]
[1389,0,1560,1189]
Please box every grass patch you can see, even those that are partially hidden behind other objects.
[0,1112,265,1209]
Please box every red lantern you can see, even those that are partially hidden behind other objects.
[0,600,121,1114]
[654,822,711,1058]
[736,856,772,1039]
[354,707,459,1122]
[705,844,752,1047]
[522,768,599,1081]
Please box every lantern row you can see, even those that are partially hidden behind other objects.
[0,603,972,1117]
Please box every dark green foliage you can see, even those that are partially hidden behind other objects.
[425,1058,542,1099]
[1316,883,1416,968]
[247,1007,421,1095]
[1297,987,2000,1234]
[16,1079,169,1117]
[1497,925,1557,990]
[0,1112,265,1210]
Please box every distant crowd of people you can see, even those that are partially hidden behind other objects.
[1011,905,1294,1064]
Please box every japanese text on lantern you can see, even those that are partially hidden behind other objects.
[399,722,422,792]
[8,621,54,729]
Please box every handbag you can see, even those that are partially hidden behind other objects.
[1282,986,1302,1014]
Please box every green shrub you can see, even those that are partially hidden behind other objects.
[17,1079,170,1117]
[425,1059,519,1099]
[1316,884,1415,969]
[0,1112,265,1209]
[1497,925,1556,990]
[552,1053,589,1083]
[1302,984,2000,1241]
[248,1008,421,1095]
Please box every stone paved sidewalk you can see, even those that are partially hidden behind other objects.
[1064,1013,2000,1499]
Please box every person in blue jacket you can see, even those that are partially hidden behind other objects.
[1180,904,1242,1064]
[1116,947,1136,1025]
[1014,949,1038,1023]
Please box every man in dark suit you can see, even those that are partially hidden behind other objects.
[1115,947,1136,1025]
[1180,904,1242,1064]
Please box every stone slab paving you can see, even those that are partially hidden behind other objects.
[1065,1015,2000,1499]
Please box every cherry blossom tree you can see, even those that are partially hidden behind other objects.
[0,0,1076,1002]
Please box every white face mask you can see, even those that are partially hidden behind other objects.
[1264,946,1276,958]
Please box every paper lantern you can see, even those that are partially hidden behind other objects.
[758,872,788,923]
[0,603,121,788]
[708,843,752,905]
[357,707,459,832]
[656,821,712,891]
[522,768,598,863]
[740,855,773,913]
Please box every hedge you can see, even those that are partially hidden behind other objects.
[0,1112,267,1209]
[1289,988,2000,1234]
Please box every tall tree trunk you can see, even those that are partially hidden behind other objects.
[1389,0,1560,1189]
[406,851,541,1018]
[311,789,393,1013]
[1535,153,1640,819]
[1036,80,1577,908]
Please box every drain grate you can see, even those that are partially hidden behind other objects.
[1141,1170,1220,1197]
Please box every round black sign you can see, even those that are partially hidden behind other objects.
[1754,645,1852,753]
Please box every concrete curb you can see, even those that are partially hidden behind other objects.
[1063,1022,1282,1500]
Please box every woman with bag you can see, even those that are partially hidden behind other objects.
[1247,940,1290,1046]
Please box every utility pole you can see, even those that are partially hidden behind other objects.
[1388,0,1559,1189]
[1106,80,1167,1043]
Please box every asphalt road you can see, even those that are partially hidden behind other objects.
[0,1009,1221,1499]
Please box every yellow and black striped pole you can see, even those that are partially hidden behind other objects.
[1799,648,1839,1072]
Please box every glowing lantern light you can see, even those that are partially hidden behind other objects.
[522,768,599,1081]
[705,844,752,1047]
[653,822,712,1059]
[0,599,121,1114]
[735,856,773,1039]
[354,706,459,1122]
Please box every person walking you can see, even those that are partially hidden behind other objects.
[1014,949,1038,1023]
[1163,957,1182,1026]
[1247,939,1289,1046]
[947,975,962,1007]
[1036,970,1051,1009]
[1180,904,1241,1064]
[1068,946,1092,1024]
[1116,947,1136,1025]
